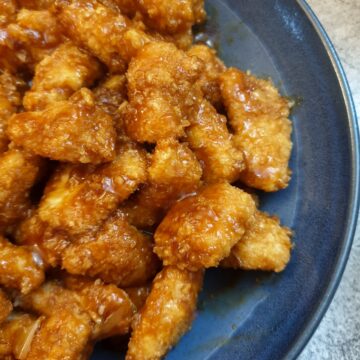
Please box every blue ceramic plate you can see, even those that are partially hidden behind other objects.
[93,1,359,359]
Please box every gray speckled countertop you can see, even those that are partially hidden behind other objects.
[299,1,360,359]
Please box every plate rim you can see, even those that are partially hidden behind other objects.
[285,1,360,358]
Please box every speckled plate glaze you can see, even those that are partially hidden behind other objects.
[92,1,359,359]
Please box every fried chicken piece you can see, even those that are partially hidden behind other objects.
[23,42,102,111]
[0,313,44,359]
[55,0,152,73]
[154,182,256,271]
[122,139,202,229]
[220,68,293,192]
[186,100,244,183]
[0,0,17,27]
[19,278,136,340]
[98,0,138,16]
[125,42,203,143]
[187,44,226,109]
[0,148,43,228]
[0,290,12,324]
[125,285,150,311]
[17,0,54,9]
[222,211,292,272]
[25,309,92,360]
[136,0,205,35]
[15,212,71,268]
[0,71,25,153]
[8,88,116,163]
[38,143,147,235]
[6,9,64,73]
[126,267,203,360]
[0,236,44,294]
[63,211,159,287]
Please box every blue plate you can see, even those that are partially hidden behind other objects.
[92,0,359,359]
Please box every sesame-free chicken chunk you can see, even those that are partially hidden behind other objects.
[187,44,226,109]
[63,211,159,287]
[0,71,25,153]
[121,139,202,229]
[124,42,203,143]
[220,68,293,192]
[0,148,43,228]
[222,211,292,272]
[0,236,44,294]
[186,100,244,183]
[155,183,256,271]
[126,267,203,360]
[8,88,117,163]
[0,0,17,27]
[17,0,55,10]
[38,143,147,235]
[0,290,12,324]
[55,0,153,73]
[23,43,102,111]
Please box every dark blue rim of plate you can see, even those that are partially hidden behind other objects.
[285,1,360,359]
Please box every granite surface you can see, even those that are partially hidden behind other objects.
[299,1,360,359]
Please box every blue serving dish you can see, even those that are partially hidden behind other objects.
[93,0,359,359]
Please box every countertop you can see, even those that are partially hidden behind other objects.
[299,1,360,359]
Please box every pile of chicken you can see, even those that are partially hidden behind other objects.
[0,0,293,359]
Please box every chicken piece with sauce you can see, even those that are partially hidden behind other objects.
[8,88,117,164]
[220,68,293,192]
[154,182,256,271]
[38,143,147,235]
[126,266,203,360]
[124,41,203,143]
[0,290,12,324]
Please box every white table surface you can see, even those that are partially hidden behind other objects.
[299,1,360,359]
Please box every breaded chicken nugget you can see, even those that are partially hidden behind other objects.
[186,100,244,183]
[187,44,226,109]
[222,211,292,272]
[8,88,117,163]
[0,236,44,294]
[15,212,71,268]
[125,42,203,143]
[17,0,54,10]
[7,9,64,72]
[98,0,138,16]
[38,143,147,235]
[126,267,203,360]
[23,43,102,111]
[0,0,17,27]
[0,71,24,153]
[63,211,159,287]
[0,148,43,228]
[55,0,152,73]
[0,290,12,324]
[122,139,202,229]
[25,309,92,360]
[0,313,44,359]
[220,68,293,192]
[154,183,256,271]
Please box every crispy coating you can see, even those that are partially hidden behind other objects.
[23,42,102,111]
[98,0,138,16]
[0,313,43,359]
[62,211,159,287]
[6,9,64,72]
[187,44,226,108]
[125,286,150,311]
[186,100,244,183]
[220,68,293,192]
[15,212,71,268]
[0,236,44,294]
[222,211,292,272]
[0,148,43,228]
[25,309,92,360]
[122,139,202,228]
[17,0,54,10]
[55,0,152,73]
[126,267,203,360]
[136,0,205,34]
[124,42,203,143]
[8,88,117,163]
[0,290,12,324]
[0,0,17,27]
[154,183,256,271]
[19,278,136,340]
[0,71,24,153]
[38,143,147,235]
